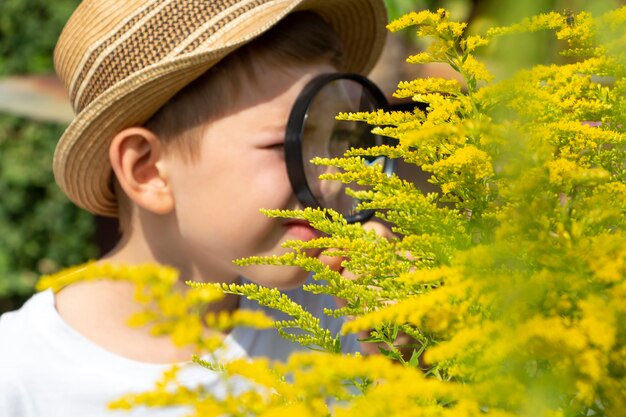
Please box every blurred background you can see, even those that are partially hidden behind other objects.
[0,0,620,313]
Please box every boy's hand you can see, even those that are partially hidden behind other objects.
[318,221,415,357]
[318,219,395,280]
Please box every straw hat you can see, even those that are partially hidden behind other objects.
[52,0,388,217]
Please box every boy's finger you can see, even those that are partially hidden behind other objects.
[318,252,344,272]
[361,219,396,239]
[319,219,394,275]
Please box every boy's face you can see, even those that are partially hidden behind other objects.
[162,62,336,289]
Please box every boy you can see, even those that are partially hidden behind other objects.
[0,0,389,415]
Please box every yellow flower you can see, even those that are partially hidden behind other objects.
[386,10,435,32]
[259,403,319,417]
[578,296,616,352]
[459,54,494,82]
[204,309,275,331]
[461,35,490,52]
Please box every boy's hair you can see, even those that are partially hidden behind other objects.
[116,11,343,228]
[144,11,343,163]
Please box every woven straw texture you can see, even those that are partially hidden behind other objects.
[53,0,387,216]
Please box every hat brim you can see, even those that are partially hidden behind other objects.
[53,0,388,217]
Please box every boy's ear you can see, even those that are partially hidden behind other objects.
[109,127,174,215]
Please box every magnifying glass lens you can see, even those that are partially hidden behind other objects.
[301,78,383,219]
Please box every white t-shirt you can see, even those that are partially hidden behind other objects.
[0,281,358,417]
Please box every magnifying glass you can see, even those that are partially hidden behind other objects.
[285,73,394,223]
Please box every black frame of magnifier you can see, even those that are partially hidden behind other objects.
[284,72,395,223]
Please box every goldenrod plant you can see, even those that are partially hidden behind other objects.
[38,6,626,417]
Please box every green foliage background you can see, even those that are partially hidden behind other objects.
[0,0,95,311]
